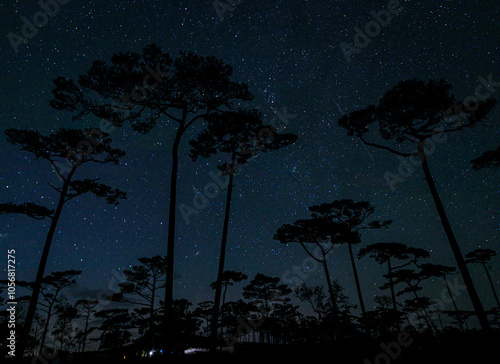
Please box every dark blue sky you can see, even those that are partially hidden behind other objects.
[0,0,498,318]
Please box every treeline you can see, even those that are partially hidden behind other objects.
[1,245,499,356]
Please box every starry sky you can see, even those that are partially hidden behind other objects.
[0,0,499,317]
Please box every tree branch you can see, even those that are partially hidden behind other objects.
[299,242,324,263]
[358,134,415,157]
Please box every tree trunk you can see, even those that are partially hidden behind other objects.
[419,143,490,330]
[437,313,444,331]
[321,258,335,306]
[18,169,75,358]
[98,331,105,351]
[40,300,56,349]
[219,283,229,350]
[164,124,185,348]
[482,262,500,308]
[387,258,401,330]
[210,164,235,351]
[387,258,398,312]
[444,276,465,331]
[149,276,156,346]
[81,311,90,352]
[411,287,438,333]
[348,242,366,315]
[404,314,411,327]
[59,319,67,351]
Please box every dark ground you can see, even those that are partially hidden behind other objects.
[9,330,500,364]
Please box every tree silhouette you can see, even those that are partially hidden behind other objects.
[193,301,214,337]
[386,264,444,332]
[75,299,99,352]
[308,199,392,315]
[220,299,255,344]
[171,299,199,337]
[471,144,500,170]
[117,255,167,343]
[419,263,468,331]
[27,312,45,356]
[367,295,402,335]
[373,295,393,310]
[7,271,82,351]
[274,217,342,306]
[10,273,81,351]
[37,271,81,349]
[242,274,292,344]
[94,308,132,351]
[358,242,428,314]
[210,271,248,311]
[444,310,473,331]
[338,79,496,329]
[0,128,126,355]
[465,248,500,308]
[403,296,436,332]
[294,284,333,321]
[358,244,428,334]
[209,270,247,345]
[267,302,303,344]
[487,308,500,329]
[52,300,77,351]
[189,108,297,350]
[294,283,355,341]
[49,45,254,343]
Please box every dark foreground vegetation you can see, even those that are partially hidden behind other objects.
[5,331,500,364]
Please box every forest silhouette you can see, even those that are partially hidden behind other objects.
[1,45,499,363]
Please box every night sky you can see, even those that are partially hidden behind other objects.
[0,0,499,318]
